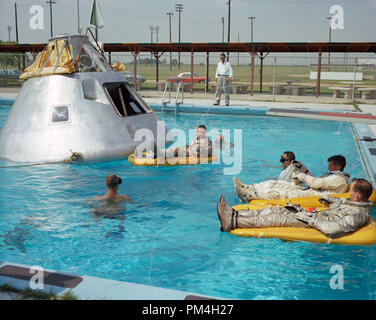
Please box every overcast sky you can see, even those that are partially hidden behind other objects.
[0,0,375,44]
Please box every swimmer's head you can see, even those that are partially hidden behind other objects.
[197,125,207,139]
[106,174,122,189]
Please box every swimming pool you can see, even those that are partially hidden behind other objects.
[1,102,376,300]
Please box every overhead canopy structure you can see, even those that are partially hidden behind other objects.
[1,42,376,54]
[1,40,375,97]
[103,42,376,54]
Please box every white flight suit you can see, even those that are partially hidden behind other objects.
[278,160,310,183]
[234,171,350,202]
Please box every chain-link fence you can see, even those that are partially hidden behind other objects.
[0,53,32,87]
[1,51,375,102]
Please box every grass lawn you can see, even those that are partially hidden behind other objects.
[135,64,376,95]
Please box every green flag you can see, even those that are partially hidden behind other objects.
[89,0,104,29]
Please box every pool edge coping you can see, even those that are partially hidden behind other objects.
[0,261,222,300]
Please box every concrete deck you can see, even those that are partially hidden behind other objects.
[0,262,218,300]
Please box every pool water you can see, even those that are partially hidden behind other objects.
[1,103,376,300]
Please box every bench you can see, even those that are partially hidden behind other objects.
[285,85,315,96]
[0,79,9,87]
[156,81,166,91]
[268,84,285,95]
[328,86,354,99]
[230,83,249,94]
[358,87,376,100]
[210,83,249,94]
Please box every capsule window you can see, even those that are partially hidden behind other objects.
[103,82,151,117]
[51,105,70,123]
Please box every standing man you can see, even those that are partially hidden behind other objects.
[214,53,233,106]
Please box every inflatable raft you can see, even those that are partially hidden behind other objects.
[229,199,376,245]
[128,153,218,166]
[248,191,376,208]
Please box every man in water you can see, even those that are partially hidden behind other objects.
[218,178,374,239]
[234,155,350,201]
[92,174,135,202]
[164,124,213,158]
[90,174,137,220]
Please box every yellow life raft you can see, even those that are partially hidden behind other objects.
[229,197,376,245]
[248,191,376,208]
[128,153,218,166]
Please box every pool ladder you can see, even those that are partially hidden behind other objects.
[162,81,184,116]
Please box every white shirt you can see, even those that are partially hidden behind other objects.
[215,61,233,80]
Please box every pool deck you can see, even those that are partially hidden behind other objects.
[0,261,218,300]
[2,88,376,299]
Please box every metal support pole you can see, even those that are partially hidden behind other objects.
[259,52,263,93]
[47,0,56,38]
[108,51,111,65]
[206,52,209,94]
[167,12,173,71]
[316,49,322,98]
[221,17,224,42]
[132,51,139,91]
[227,0,231,62]
[175,4,183,70]
[15,2,19,42]
[77,0,81,34]
[352,58,357,103]
[178,10,181,69]
[250,51,255,96]
[237,32,240,69]
[154,52,160,89]
[272,56,276,102]
[190,49,194,94]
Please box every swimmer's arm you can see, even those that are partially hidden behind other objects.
[123,195,136,204]
[124,195,148,207]
[85,196,101,204]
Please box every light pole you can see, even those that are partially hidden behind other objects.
[46,0,57,38]
[149,25,154,67]
[7,25,12,42]
[221,16,224,42]
[77,0,81,34]
[226,0,231,61]
[237,32,240,69]
[14,2,19,42]
[167,12,173,70]
[248,16,255,42]
[155,26,160,43]
[175,3,183,69]
[327,16,332,65]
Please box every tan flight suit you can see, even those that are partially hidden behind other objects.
[232,197,373,239]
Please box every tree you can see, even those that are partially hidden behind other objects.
[0,40,22,70]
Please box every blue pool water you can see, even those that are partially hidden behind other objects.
[1,102,376,300]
